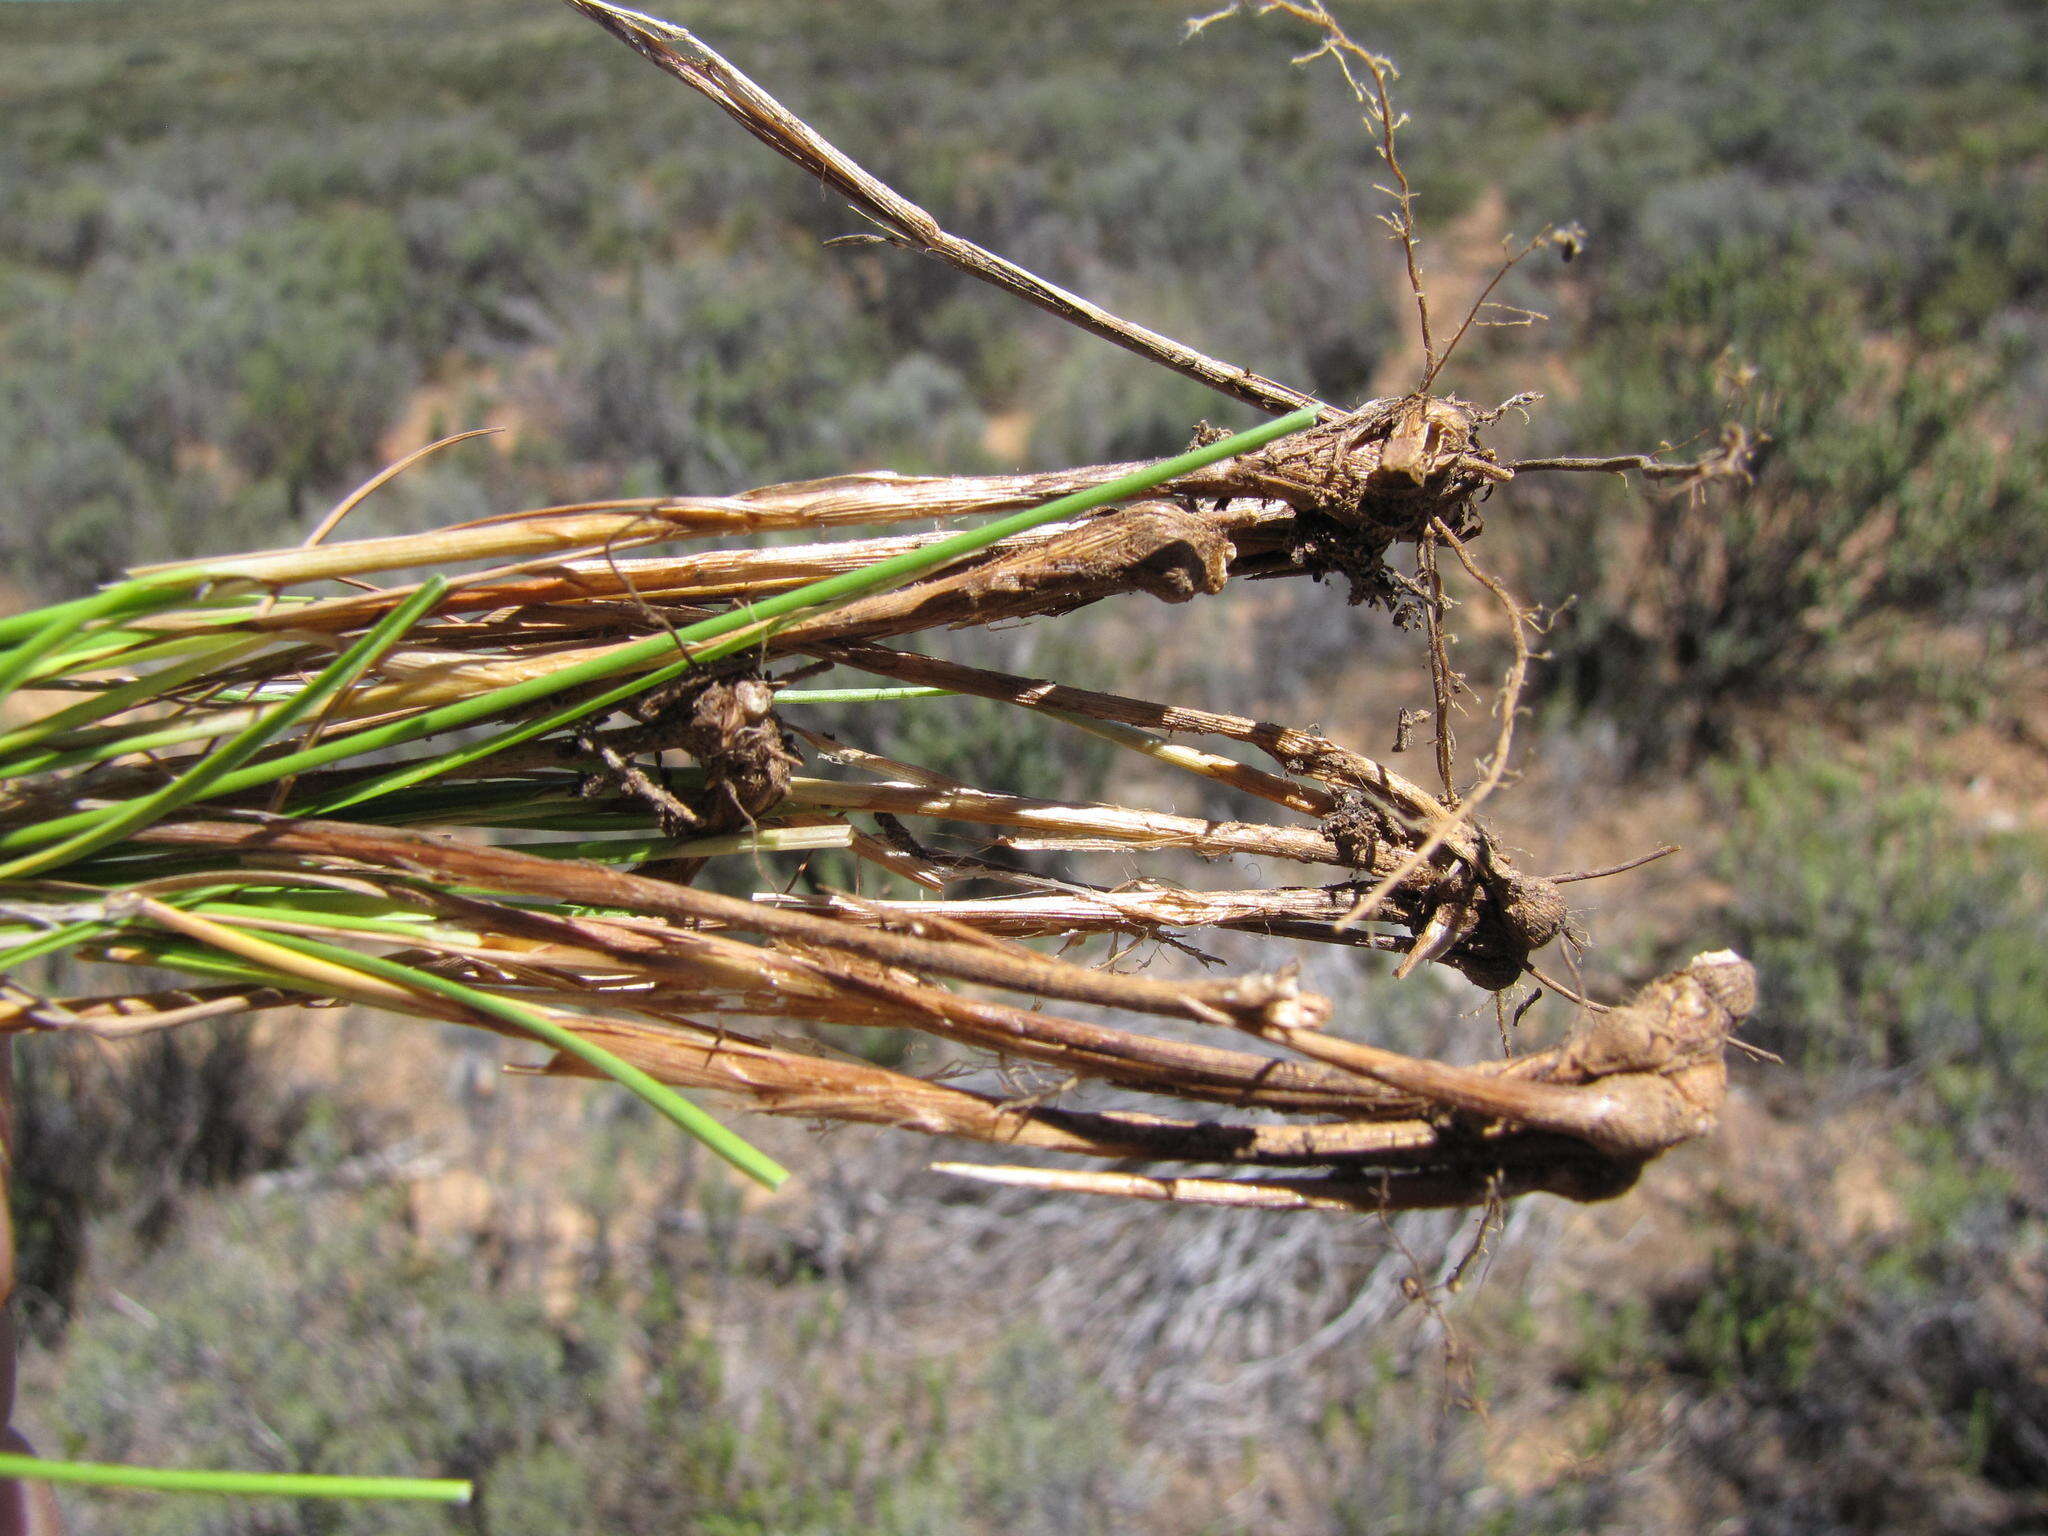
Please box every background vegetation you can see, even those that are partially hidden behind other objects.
[1,0,2044,1529]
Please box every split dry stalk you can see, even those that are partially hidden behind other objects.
[561,0,1323,419]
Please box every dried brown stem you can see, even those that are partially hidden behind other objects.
[0,981,309,1037]
[561,0,1324,420]
[534,952,1756,1184]
[785,776,1360,871]
[538,1014,1468,1166]
[930,1161,1633,1213]
[756,885,1415,945]
[128,818,1326,1032]
[1216,950,1756,1159]
[1419,529,1461,805]
[818,644,1458,848]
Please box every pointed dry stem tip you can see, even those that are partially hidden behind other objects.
[929,1163,1375,1211]
[559,0,1324,418]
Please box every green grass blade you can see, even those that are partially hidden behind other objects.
[0,704,273,779]
[0,1452,470,1503]
[0,636,273,768]
[188,900,458,941]
[0,580,200,706]
[251,930,789,1189]
[0,575,202,652]
[88,937,309,990]
[22,626,256,683]
[13,906,787,1190]
[0,918,116,972]
[0,577,448,876]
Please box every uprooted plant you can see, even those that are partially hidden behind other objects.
[0,0,1759,1513]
